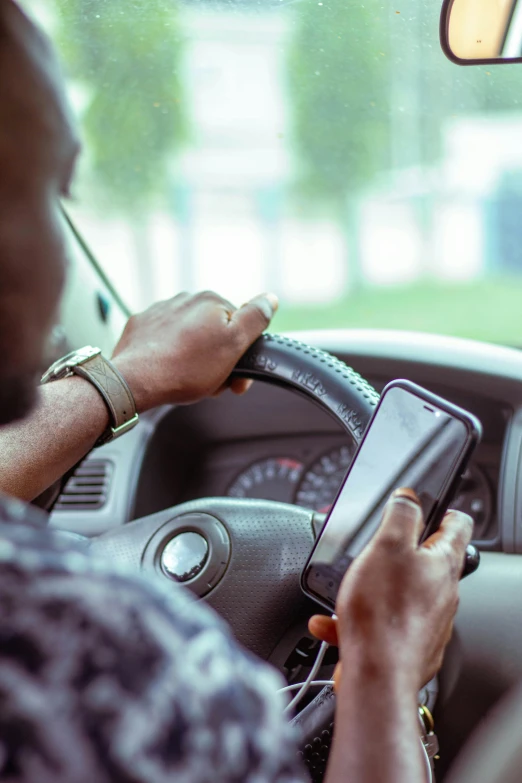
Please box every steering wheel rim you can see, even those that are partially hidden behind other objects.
[233,333,379,441]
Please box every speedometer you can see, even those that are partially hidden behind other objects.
[295,444,356,513]
[227,458,305,503]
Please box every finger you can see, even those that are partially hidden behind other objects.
[230,378,253,395]
[333,661,342,692]
[229,292,279,348]
[422,509,473,573]
[197,289,237,311]
[163,291,191,306]
[373,488,424,549]
[308,615,338,646]
[211,378,253,397]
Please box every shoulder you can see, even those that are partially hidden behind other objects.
[0,499,305,783]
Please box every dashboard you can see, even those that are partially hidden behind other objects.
[208,434,496,540]
[51,329,518,552]
[46,328,522,783]
[135,379,502,549]
[153,429,499,544]
[227,444,356,512]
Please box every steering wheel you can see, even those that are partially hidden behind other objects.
[89,333,379,778]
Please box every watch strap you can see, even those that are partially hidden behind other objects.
[72,354,138,445]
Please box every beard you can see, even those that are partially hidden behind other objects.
[0,372,38,426]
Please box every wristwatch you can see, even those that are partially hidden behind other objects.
[41,346,139,446]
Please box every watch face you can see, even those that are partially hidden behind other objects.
[59,349,89,365]
[65,346,100,365]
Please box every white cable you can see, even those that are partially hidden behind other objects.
[284,640,330,714]
[420,738,433,783]
[278,679,334,695]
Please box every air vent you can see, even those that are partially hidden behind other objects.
[54,460,113,511]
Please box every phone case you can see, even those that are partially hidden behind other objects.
[301,379,483,612]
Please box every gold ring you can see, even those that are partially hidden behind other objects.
[419,704,435,733]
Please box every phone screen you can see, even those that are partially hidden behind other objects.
[303,384,472,608]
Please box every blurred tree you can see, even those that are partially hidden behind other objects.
[287,0,522,289]
[55,0,187,212]
[288,0,391,209]
[288,1,392,288]
[408,0,522,162]
[288,0,521,203]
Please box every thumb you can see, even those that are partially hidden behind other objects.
[333,661,342,692]
[230,292,279,348]
[309,615,338,646]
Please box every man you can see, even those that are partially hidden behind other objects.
[0,2,472,781]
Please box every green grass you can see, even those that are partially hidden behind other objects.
[271,278,522,346]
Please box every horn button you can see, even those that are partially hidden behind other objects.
[143,513,231,598]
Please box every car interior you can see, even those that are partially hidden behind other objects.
[16,0,522,780]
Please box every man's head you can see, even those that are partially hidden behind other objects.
[0,0,79,424]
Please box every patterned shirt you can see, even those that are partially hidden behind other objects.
[0,495,306,783]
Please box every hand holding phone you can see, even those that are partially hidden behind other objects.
[308,489,474,691]
[301,380,482,612]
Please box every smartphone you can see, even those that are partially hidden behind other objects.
[301,379,482,612]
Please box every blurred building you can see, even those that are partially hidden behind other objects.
[170,3,346,308]
[64,1,348,311]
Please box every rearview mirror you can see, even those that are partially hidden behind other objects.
[440,0,522,64]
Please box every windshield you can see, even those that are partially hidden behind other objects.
[23,0,522,344]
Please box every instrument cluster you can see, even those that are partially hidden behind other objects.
[227,445,493,537]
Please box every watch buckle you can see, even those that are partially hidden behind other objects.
[109,413,139,440]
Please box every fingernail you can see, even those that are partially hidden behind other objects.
[264,292,279,313]
[391,487,421,505]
